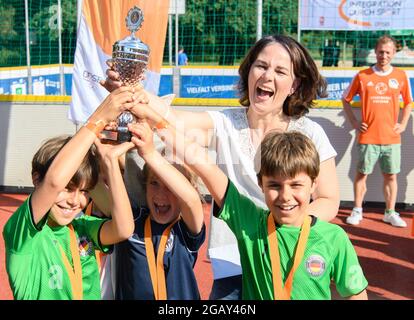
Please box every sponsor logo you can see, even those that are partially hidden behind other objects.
[375,82,388,95]
[338,0,372,27]
[367,81,374,87]
[389,78,399,89]
[305,254,326,277]
[78,236,94,257]
[82,70,103,89]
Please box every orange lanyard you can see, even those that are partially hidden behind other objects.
[144,216,179,300]
[267,215,311,300]
[58,224,83,300]
[84,201,104,272]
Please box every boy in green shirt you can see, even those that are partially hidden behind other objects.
[3,87,137,300]
[130,106,368,300]
[212,131,369,299]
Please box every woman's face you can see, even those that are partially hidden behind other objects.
[247,43,297,115]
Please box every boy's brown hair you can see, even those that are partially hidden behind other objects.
[255,131,320,183]
[31,135,99,190]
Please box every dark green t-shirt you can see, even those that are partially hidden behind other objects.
[3,195,111,300]
[217,180,368,300]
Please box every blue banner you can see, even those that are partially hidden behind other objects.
[158,74,173,97]
[0,74,72,95]
[1,69,413,102]
[180,75,239,98]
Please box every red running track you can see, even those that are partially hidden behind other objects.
[1,193,412,300]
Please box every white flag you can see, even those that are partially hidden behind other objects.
[69,0,170,124]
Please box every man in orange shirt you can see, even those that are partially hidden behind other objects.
[342,35,413,228]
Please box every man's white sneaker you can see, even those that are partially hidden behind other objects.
[383,212,407,228]
[346,210,363,225]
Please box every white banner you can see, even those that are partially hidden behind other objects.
[300,0,414,31]
[69,0,170,125]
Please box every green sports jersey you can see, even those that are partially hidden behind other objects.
[217,180,368,300]
[3,195,112,300]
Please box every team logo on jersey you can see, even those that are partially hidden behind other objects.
[165,232,174,253]
[305,254,326,277]
[78,236,94,257]
[375,82,388,95]
[388,78,399,89]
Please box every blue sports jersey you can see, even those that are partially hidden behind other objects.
[114,207,205,300]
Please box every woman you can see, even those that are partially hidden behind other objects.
[102,35,339,300]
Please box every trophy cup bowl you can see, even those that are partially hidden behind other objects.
[111,6,150,142]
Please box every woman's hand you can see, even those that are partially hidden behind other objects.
[99,60,123,92]
[99,59,147,92]
[128,90,167,128]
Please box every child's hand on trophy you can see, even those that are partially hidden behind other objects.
[91,87,138,124]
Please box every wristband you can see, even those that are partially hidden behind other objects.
[154,118,169,130]
[84,119,106,137]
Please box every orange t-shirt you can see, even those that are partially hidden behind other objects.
[343,66,413,144]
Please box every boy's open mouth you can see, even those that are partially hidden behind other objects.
[154,203,171,214]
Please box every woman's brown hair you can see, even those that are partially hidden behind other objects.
[238,35,327,118]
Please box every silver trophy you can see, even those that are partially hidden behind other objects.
[112,6,150,142]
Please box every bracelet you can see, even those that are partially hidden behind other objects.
[154,118,169,130]
[84,119,106,137]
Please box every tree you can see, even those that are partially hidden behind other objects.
[210,0,256,65]
[0,3,20,66]
[263,0,298,36]
[175,0,301,65]
[30,0,77,65]
[177,0,257,65]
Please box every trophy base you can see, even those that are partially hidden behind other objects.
[100,129,118,142]
[117,131,132,143]
[100,130,132,143]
